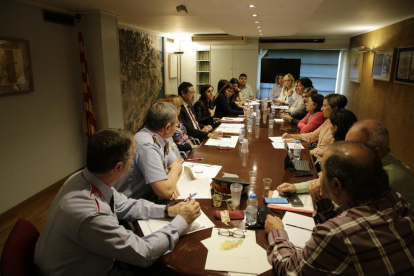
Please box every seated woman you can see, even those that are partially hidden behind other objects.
[194,84,219,127]
[214,79,228,100]
[214,83,250,118]
[274,73,295,104]
[282,93,348,160]
[229,78,246,106]
[297,94,325,134]
[269,73,284,101]
[329,109,358,143]
[276,108,358,198]
[163,94,198,156]
[289,77,313,116]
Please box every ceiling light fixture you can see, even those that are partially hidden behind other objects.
[248,5,256,8]
[258,30,262,32]
[254,21,260,23]
[257,26,261,28]
[260,34,263,36]
[252,14,258,17]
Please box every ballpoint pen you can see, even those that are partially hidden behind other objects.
[184,193,197,201]
[187,158,203,161]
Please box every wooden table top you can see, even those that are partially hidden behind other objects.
[158,111,317,275]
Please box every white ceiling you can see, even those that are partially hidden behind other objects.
[21,0,414,38]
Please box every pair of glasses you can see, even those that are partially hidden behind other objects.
[217,228,246,238]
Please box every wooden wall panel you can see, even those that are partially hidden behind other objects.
[343,17,414,171]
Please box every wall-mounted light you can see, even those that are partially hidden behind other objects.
[254,21,260,23]
[252,14,258,17]
[369,47,374,53]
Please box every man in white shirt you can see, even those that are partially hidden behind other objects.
[239,73,255,100]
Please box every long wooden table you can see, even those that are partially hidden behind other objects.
[157,110,317,275]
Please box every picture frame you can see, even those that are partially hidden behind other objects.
[0,39,34,96]
[371,49,395,82]
[169,53,177,78]
[349,48,364,83]
[394,46,414,85]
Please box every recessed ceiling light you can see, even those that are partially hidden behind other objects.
[248,5,256,8]
[254,21,260,24]
[252,14,258,17]
[257,26,261,28]
[260,34,263,36]
[258,30,262,32]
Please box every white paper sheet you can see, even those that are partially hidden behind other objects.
[268,136,296,143]
[138,210,215,236]
[204,136,239,148]
[271,190,314,213]
[284,225,312,249]
[283,211,315,231]
[244,101,260,106]
[216,123,244,134]
[272,142,305,150]
[274,118,285,123]
[220,117,245,123]
[182,162,222,183]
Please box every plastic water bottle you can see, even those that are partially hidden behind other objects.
[255,110,261,126]
[247,118,253,133]
[246,193,258,226]
[239,127,245,144]
[293,140,301,160]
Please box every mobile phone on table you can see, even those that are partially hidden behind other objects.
[264,197,289,204]
[293,171,313,177]
[257,207,271,224]
[286,194,304,207]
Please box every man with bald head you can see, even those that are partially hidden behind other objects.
[345,119,414,206]
[265,141,414,275]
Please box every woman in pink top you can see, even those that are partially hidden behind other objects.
[297,94,325,134]
[282,94,348,160]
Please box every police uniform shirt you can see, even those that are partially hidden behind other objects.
[35,169,188,276]
[115,127,177,199]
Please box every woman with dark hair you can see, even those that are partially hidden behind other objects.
[270,73,284,101]
[217,79,228,95]
[214,83,250,118]
[229,78,246,106]
[282,93,348,160]
[329,109,358,143]
[194,84,218,126]
[297,94,325,134]
[289,77,313,115]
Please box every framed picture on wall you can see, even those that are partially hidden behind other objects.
[394,46,414,85]
[0,39,34,97]
[371,49,395,82]
[169,53,177,78]
[349,48,364,83]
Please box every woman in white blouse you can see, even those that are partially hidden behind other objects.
[269,73,284,101]
[274,73,295,104]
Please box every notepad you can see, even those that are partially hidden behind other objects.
[283,212,315,249]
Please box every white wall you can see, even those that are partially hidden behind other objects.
[0,1,86,214]
[163,37,180,95]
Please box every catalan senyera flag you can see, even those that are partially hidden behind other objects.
[77,18,97,139]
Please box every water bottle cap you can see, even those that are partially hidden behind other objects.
[250,193,256,199]
[296,140,300,143]
[241,127,244,129]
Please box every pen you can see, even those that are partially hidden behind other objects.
[184,193,197,201]
[187,158,203,161]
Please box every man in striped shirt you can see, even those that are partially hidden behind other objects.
[265,141,414,275]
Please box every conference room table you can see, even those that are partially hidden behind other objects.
[147,109,318,275]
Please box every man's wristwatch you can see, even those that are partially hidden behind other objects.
[164,202,179,218]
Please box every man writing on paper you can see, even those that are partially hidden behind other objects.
[265,141,414,275]
[115,102,182,200]
[35,129,201,276]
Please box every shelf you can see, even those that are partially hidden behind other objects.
[196,71,210,73]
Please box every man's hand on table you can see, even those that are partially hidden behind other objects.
[276,183,297,196]
[170,188,181,200]
[265,215,284,234]
[208,131,223,139]
[178,199,201,225]
[202,125,213,132]
[282,113,292,122]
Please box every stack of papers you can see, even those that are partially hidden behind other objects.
[243,101,260,106]
[138,210,215,236]
[216,123,244,134]
[202,228,272,275]
[204,136,239,148]
[283,212,314,249]
[220,117,245,123]
[267,190,314,214]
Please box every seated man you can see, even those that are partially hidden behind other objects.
[115,102,182,200]
[282,88,317,125]
[266,141,414,275]
[238,73,254,100]
[178,82,221,140]
[35,129,201,276]
[278,120,414,206]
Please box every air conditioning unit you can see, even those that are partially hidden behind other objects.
[191,34,247,46]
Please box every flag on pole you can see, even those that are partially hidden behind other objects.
[76,15,97,139]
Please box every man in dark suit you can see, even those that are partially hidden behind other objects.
[178,82,221,140]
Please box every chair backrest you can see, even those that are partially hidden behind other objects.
[1,219,40,276]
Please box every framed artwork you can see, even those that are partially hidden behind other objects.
[169,53,177,78]
[349,48,364,83]
[394,46,414,85]
[371,49,395,82]
[0,39,34,96]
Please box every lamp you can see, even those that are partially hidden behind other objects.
[174,51,184,87]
